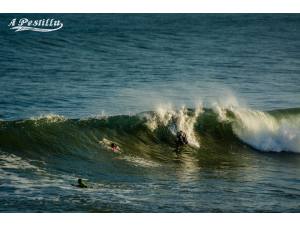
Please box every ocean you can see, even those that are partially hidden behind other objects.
[0,14,300,212]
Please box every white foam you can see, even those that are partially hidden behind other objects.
[0,151,44,171]
[232,108,300,153]
[212,97,300,153]
[0,151,77,191]
[145,103,203,147]
[212,93,242,122]
[28,113,66,123]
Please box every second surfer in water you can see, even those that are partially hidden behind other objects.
[76,178,87,188]
[111,143,120,153]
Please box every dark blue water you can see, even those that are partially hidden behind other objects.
[1,14,300,119]
[0,14,300,212]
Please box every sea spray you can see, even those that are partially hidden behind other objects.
[212,98,300,153]
[145,104,203,147]
[28,114,66,125]
[232,109,300,153]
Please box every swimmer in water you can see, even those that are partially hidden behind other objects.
[111,143,120,153]
[76,178,87,188]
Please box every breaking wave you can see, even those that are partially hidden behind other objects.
[0,104,299,162]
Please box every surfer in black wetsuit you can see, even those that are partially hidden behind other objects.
[175,130,188,153]
[76,178,87,188]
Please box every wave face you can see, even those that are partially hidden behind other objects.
[1,106,300,160]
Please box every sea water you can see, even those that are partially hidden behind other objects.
[0,14,299,212]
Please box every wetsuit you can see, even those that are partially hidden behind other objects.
[77,179,88,188]
[175,131,188,153]
[78,183,87,188]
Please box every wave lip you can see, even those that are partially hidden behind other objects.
[229,108,300,153]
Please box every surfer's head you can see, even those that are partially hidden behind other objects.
[78,178,82,184]
[111,143,116,148]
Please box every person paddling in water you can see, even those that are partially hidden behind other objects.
[76,178,87,188]
[111,143,120,153]
[175,130,188,153]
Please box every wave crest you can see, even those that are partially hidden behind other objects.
[231,108,300,153]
